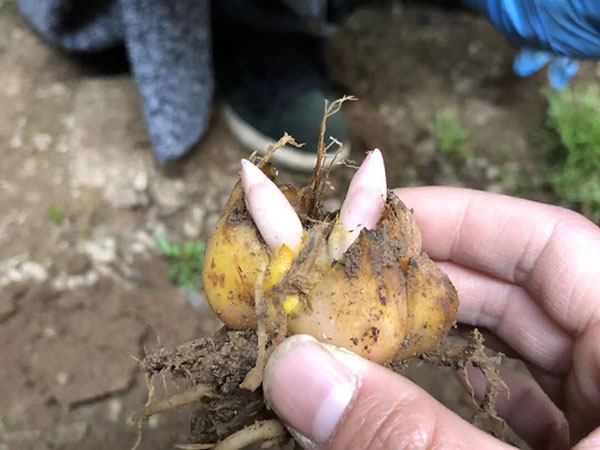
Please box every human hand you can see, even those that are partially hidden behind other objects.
[263,187,600,449]
[462,0,600,89]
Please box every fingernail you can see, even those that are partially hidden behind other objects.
[263,335,362,446]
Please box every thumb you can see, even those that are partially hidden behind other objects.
[263,335,514,449]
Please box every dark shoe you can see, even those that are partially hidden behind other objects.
[213,23,349,172]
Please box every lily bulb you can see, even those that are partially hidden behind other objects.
[328,148,387,261]
[240,159,303,252]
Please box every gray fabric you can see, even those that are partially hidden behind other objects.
[16,0,352,162]
[119,0,212,162]
[17,0,124,51]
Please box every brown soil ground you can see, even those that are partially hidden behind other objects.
[1,1,598,449]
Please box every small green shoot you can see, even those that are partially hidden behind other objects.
[428,108,470,159]
[155,235,205,289]
[542,84,600,220]
[47,204,64,224]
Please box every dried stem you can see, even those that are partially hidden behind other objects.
[323,137,345,195]
[212,420,286,450]
[306,95,357,218]
[256,133,302,169]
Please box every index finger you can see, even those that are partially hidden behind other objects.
[393,186,600,335]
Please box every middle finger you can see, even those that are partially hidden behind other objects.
[439,261,574,377]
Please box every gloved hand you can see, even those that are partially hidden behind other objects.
[463,0,600,89]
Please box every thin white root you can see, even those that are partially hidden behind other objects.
[240,263,268,391]
[130,374,156,450]
[213,420,286,450]
[174,444,215,449]
[132,383,214,423]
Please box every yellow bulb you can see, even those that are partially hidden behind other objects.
[202,178,458,365]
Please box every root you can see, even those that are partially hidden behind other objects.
[213,419,286,450]
[417,329,510,440]
[323,137,346,186]
[133,383,215,423]
[270,291,289,347]
[240,264,268,391]
[176,419,286,450]
[240,261,291,391]
[130,374,156,450]
[175,445,215,450]
[131,383,217,450]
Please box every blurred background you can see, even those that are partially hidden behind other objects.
[1,0,599,448]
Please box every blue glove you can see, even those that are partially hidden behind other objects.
[463,0,600,89]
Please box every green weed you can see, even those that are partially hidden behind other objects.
[543,84,600,220]
[47,204,64,224]
[428,108,470,159]
[155,235,205,289]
